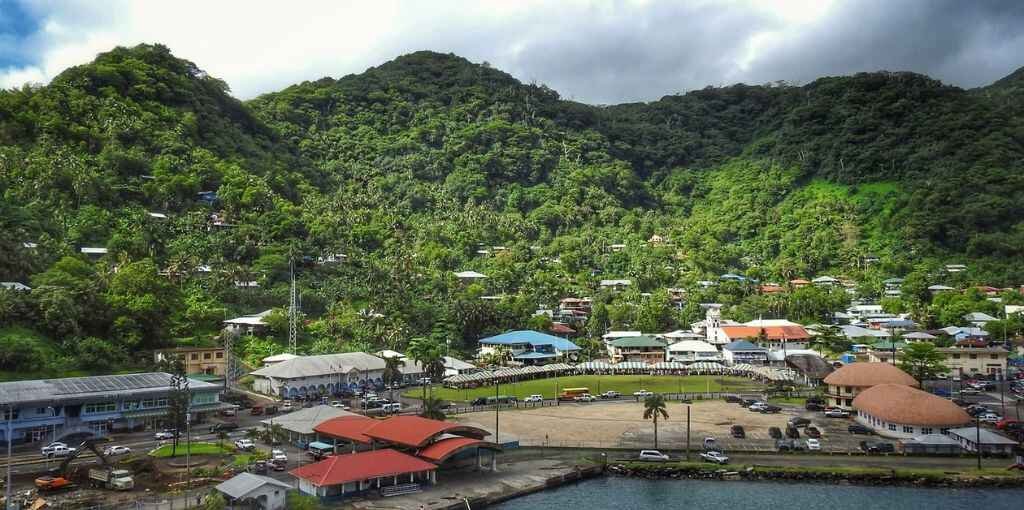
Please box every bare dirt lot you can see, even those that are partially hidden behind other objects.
[454,400,867,452]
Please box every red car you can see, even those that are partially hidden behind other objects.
[996,419,1021,430]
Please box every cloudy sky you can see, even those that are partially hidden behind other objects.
[1,0,1022,104]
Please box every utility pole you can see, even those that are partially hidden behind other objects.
[685,404,691,461]
[5,404,13,510]
[289,258,298,354]
[495,379,500,445]
[976,415,982,470]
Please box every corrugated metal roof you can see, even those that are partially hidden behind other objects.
[250,352,386,380]
[479,330,580,351]
[0,372,220,406]
[216,472,292,499]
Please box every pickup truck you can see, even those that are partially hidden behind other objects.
[43,445,77,458]
[88,468,134,490]
[633,390,654,397]
[234,439,256,451]
[600,390,621,399]
[574,393,596,402]
[40,442,69,456]
[524,394,544,403]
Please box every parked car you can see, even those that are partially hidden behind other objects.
[788,417,811,428]
[785,425,800,439]
[859,441,895,454]
[103,445,132,457]
[996,419,1022,430]
[960,388,982,396]
[979,413,1002,424]
[220,408,237,417]
[574,394,597,402]
[848,424,873,435]
[633,390,654,397]
[748,402,768,412]
[740,398,758,407]
[776,439,793,452]
[700,451,729,464]
[724,395,742,403]
[760,405,782,414]
[524,394,544,403]
[264,406,278,415]
[731,425,745,438]
[210,422,239,433]
[234,439,256,451]
[600,391,621,399]
[703,437,718,450]
[271,449,287,463]
[768,427,783,439]
[329,401,350,410]
[281,401,294,411]
[638,450,670,462]
[805,426,821,439]
[806,396,825,405]
[806,439,821,451]
[824,409,850,418]
[249,406,264,416]
[382,402,403,413]
[154,429,178,440]
[471,397,489,406]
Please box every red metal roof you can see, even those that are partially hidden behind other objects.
[363,416,488,448]
[290,449,436,487]
[417,437,490,463]
[313,416,378,444]
[549,323,576,334]
[720,325,810,340]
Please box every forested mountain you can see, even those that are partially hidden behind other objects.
[1,45,1022,377]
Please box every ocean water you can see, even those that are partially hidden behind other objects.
[492,476,1024,510]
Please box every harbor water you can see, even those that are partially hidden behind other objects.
[492,476,1024,510]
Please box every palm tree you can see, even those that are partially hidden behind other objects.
[407,337,444,400]
[420,396,447,420]
[382,356,405,402]
[643,394,669,450]
[262,423,286,446]
[216,431,229,457]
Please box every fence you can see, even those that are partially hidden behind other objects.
[444,390,823,415]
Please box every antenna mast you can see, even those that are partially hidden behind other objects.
[289,258,298,354]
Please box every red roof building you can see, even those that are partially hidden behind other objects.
[417,437,492,463]
[718,325,810,341]
[549,323,576,335]
[313,416,378,447]
[291,449,437,498]
[363,416,488,448]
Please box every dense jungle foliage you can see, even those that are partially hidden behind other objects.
[1,45,1022,376]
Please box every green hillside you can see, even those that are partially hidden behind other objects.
[0,45,1022,378]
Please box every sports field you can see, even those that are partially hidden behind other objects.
[406,375,763,402]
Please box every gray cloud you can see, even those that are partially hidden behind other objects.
[3,0,1023,103]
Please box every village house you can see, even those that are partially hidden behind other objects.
[153,346,227,377]
[607,335,668,364]
[937,346,1009,378]
[224,309,272,335]
[721,340,768,365]
[478,330,581,364]
[947,427,1018,455]
[598,279,632,290]
[665,339,722,364]
[215,473,292,510]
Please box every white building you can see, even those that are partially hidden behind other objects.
[215,473,291,510]
[250,352,386,398]
[666,340,722,363]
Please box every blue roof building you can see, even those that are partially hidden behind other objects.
[479,330,580,364]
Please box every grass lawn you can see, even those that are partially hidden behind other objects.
[407,375,764,402]
[768,396,808,405]
[617,460,1022,480]
[150,442,234,458]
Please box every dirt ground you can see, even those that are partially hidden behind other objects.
[452,400,867,452]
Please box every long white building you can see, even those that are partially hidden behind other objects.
[250,353,387,398]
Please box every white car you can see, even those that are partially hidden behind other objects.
[574,394,596,402]
[633,390,654,397]
[418,377,432,385]
[330,401,350,410]
[44,445,77,458]
[382,402,403,413]
[638,450,670,461]
[281,401,294,411]
[271,449,287,462]
[824,409,850,418]
[979,413,1002,424]
[806,439,821,451]
[748,403,768,412]
[234,439,256,451]
[601,391,621,399]
[104,445,132,456]
[700,451,729,464]
[40,442,68,456]
[524,395,544,403]
[154,430,178,440]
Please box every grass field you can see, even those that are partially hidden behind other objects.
[149,442,234,458]
[406,375,764,402]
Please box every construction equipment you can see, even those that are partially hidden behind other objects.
[34,476,74,492]
[87,468,134,490]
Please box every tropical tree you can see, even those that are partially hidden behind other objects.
[898,342,948,383]
[261,422,286,445]
[642,394,669,450]
[420,396,447,420]
[216,430,230,457]
[201,492,227,510]
[407,336,445,399]
[382,355,405,401]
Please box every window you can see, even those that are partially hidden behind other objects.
[203,352,212,360]
[844,386,852,394]
[35,407,47,415]
[922,428,933,435]
[903,426,914,434]
[940,428,949,435]
[952,354,961,359]
[123,401,141,410]
[191,393,217,405]
[990,354,998,360]
[888,424,896,431]
[845,399,853,406]
[215,352,224,359]
[190,353,199,360]
[84,402,117,414]
[969,354,977,360]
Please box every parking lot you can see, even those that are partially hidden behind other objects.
[452,398,876,453]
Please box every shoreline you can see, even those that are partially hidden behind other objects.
[605,461,1024,489]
